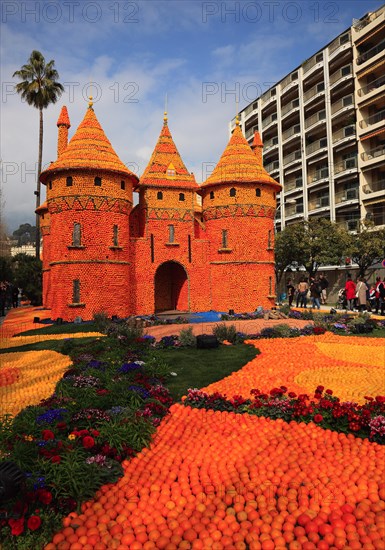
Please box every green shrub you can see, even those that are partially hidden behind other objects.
[179,327,197,347]
[93,311,110,333]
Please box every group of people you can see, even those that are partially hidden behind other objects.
[286,274,329,310]
[345,275,385,314]
[0,281,22,317]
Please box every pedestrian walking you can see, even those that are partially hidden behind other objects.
[355,277,368,312]
[345,274,356,311]
[319,274,329,305]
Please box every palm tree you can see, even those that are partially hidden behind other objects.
[13,51,64,258]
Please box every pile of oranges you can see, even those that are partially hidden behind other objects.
[45,403,385,549]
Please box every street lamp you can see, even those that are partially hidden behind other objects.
[275,198,296,231]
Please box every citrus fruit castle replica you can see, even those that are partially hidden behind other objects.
[38,100,282,321]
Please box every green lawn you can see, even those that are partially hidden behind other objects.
[14,322,99,336]
[152,344,259,401]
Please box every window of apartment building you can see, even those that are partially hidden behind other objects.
[291,72,298,81]
[66,176,73,187]
[179,193,185,201]
[221,229,228,248]
[157,191,163,200]
[73,280,80,303]
[271,89,276,96]
[168,225,175,243]
[113,225,119,247]
[94,177,102,186]
[210,191,214,199]
[340,33,349,45]
[317,82,325,93]
[272,137,279,145]
[343,95,353,107]
[319,138,327,148]
[318,110,326,120]
[72,223,82,246]
[230,188,236,197]
[316,53,323,63]
[121,180,125,190]
[341,65,351,77]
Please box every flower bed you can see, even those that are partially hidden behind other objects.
[0,337,173,547]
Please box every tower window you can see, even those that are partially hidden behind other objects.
[168,225,175,243]
[167,168,176,177]
[94,177,102,186]
[179,193,185,201]
[157,191,163,200]
[121,180,125,190]
[113,225,119,247]
[230,187,236,197]
[268,230,272,248]
[256,188,261,197]
[72,223,82,246]
[222,229,228,248]
[210,191,214,199]
[49,181,52,190]
[66,176,73,187]
[73,279,80,303]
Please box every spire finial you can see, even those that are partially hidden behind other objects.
[164,93,168,125]
[235,96,240,126]
[88,95,93,108]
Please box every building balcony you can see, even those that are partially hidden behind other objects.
[331,95,354,117]
[282,124,301,143]
[336,218,360,232]
[284,177,303,193]
[329,64,353,88]
[308,167,329,185]
[334,157,358,178]
[264,138,279,154]
[283,149,302,167]
[357,74,385,97]
[281,99,300,117]
[359,109,385,129]
[280,72,299,96]
[285,203,304,218]
[335,187,359,205]
[309,196,330,211]
[303,82,325,105]
[352,6,385,34]
[332,125,356,146]
[363,178,385,195]
[244,102,259,118]
[261,89,277,107]
[328,33,351,61]
[262,113,278,131]
[356,39,385,66]
[306,137,328,157]
[361,143,385,163]
[265,160,280,174]
[303,55,324,79]
[245,125,258,139]
[305,109,327,131]
[365,209,385,228]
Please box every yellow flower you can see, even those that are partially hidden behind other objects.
[24,435,34,441]
[68,434,76,440]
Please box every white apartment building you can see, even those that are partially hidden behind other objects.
[235,4,385,233]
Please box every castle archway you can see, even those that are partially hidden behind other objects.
[154,261,189,312]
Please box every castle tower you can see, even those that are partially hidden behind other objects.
[200,123,282,312]
[35,201,51,308]
[131,113,209,313]
[40,100,138,321]
[57,106,70,157]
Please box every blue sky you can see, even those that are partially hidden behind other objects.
[1,0,382,232]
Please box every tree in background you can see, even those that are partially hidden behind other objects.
[274,219,350,278]
[347,221,385,277]
[12,223,37,246]
[13,51,64,259]
[12,253,42,306]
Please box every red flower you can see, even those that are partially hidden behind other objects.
[325,389,333,395]
[90,429,100,437]
[313,414,323,423]
[50,455,61,463]
[38,489,53,505]
[27,515,42,531]
[8,518,24,536]
[288,392,296,398]
[82,436,95,449]
[375,396,385,403]
[42,429,55,441]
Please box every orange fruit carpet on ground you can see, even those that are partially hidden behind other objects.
[46,333,385,550]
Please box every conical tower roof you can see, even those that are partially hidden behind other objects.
[201,125,281,190]
[139,116,198,190]
[41,105,137,183]
[57,106,70,128]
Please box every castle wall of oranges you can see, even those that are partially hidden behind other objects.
[38,102,281,321]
